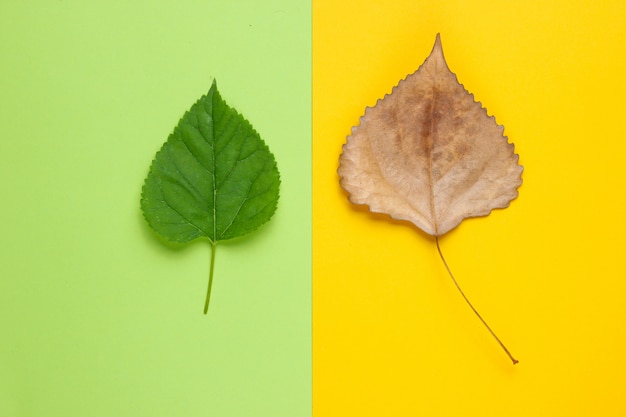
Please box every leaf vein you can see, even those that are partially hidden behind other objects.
[163,145,208,203]
[179,126,213,175]
[158,197,207,236]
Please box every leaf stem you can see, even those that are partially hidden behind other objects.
[204,242,217,314]
[435,236,518,365]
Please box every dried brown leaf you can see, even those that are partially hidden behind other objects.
[338,34,523,364]
[339,34,523,236]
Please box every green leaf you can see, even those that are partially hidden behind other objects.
[141,80,280,314]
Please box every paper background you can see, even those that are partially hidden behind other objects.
[3,1,626,415]
[313,1,626,415]
[0,1,311,416]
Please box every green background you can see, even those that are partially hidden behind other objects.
[0,1,311,415]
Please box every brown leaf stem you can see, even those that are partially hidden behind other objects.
[435,236,518,365]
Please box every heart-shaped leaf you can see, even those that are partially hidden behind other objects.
[338,34,522,364]
[339,35,522,236]
[141,80,280,313]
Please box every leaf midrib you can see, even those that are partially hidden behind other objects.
[427,86,438,236]
[211,91,218,244]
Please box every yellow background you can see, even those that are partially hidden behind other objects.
[313,1,626,416]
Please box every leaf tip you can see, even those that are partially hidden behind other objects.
[430,32,446,66]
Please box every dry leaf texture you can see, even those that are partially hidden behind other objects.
[339,34,523,236]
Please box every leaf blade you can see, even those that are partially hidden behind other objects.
[338,34,522,236]
[141,80,280,244]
